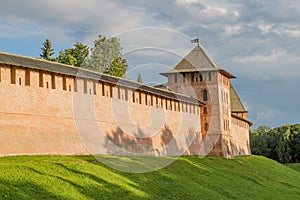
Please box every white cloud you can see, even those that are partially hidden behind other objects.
[258,24,272,34]
[0,0,144,38]
[273,26,300,38]
[224,25,242,35]
[233,49,287,63]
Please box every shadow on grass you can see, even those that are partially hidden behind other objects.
[0,179,65,200]
[1,155,300,200]
[21,163,148,199]
[0,155,253,199]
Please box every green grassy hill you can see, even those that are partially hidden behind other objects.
[0,155,299,200]
[287,163,300,173]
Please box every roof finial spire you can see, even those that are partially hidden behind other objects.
[191,38,199,46]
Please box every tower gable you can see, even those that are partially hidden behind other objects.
[174,45,219,71]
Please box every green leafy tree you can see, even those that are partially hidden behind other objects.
[103,57,128,78]
[137,73,143,83]
[250,125,271,155]
[290,125,300,162]
[40,39,55,61]
[250,124,300,163]
[58,49,77,66]
[58,42,89,67]
[86,35,128,77]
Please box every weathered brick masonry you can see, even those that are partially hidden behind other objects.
[0,44,251,158]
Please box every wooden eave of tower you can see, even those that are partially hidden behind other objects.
[231,113,253,126]
[219,69,236,79]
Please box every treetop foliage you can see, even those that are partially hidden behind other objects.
[40,35,128,78]
[40,39,55,61]
[58,42,89,67]
[250,124,300,163]
[137,73,143,83]
[85,35,128,77]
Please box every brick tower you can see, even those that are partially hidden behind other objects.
[161,44,237,158]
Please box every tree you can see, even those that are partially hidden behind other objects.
[40,39,55,61]
[290,125,300,162]
[57,49,77,66]
[250,124,300,163]
[103,57,128,78]
[86,35,128,77]
[250,125,271,155]
[58,42,89,67]
[137,73,143,83]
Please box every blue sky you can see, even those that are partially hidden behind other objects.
[1,0,300,129]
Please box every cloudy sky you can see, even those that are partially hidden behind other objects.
[1,0,300,129]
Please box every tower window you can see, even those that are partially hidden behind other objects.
[174,74,177,83]
[191,73,194,82]
[200,74,203,82]
[205,123,209,131]
[203,90,208,101]
[182,73,186,83]
[208,72,212,81]
[204,107,208,114]
[226,93,228,104]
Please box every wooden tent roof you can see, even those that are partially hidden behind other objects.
[161,44,235,79]
[230,85,247,113]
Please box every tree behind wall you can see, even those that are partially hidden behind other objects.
[86,35,128,77]
[58,42,89,67]
[137,73,143,83]
[40,39,55,61]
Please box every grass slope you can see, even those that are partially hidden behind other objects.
[287,163,300,173]
[0,155,299,200]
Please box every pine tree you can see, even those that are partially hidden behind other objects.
[40,39,55,61]
[137,73,143,83]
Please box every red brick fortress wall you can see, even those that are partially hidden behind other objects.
[0,64,202,157]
